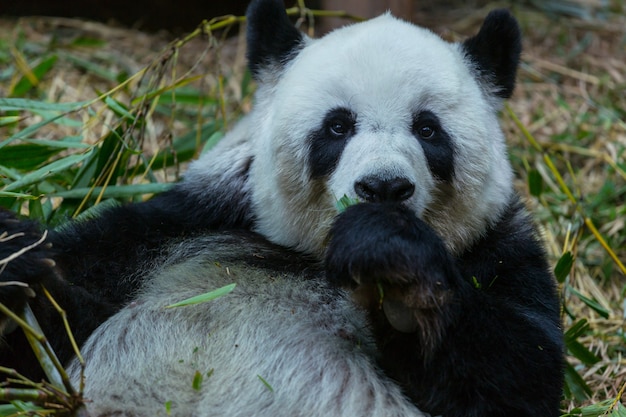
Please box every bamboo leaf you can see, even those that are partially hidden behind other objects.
[28,197,44,220]
[70,36,106,47]
[564,319,591,342]
[0,401,42,415]
[0,191,38,199]
[0,143,64,170]
[336,194,359,212]
[570,398,617,417]
[0,115,20,126]
[54,183,172,199]
[610,402,626,417]
[166,283,236,308]
[564,319,600,366]
[192,370,203,391]
[564,363,592,401]
[567,339,600,366]
[11,55,58,96]
[0,98,89,113]
[528,168,544,197]
[103,96,135,121]
[61,52,119,81]
[2,154,89,192]
[554,251,574,283]
[257,375,274,392]
[0,113,80,150]
[568,286,611,319]
[20,137,90,149]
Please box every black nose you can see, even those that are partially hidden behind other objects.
[354,176,415,203]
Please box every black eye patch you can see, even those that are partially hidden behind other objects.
[308,108,357,179]
[412,111,455,182]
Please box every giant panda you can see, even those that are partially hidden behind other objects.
[0,0,564,416]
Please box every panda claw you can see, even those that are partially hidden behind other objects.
[42,258,56,268]
[24,286,36,298]
[382,298,420,333]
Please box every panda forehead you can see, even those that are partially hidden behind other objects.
[316,14,451,53]
[278,15,468,115]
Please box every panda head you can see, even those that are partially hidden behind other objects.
[244,0,521,258]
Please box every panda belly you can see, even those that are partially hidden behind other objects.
[66,234,429,417]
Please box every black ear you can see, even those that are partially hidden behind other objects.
[246,0,304,80]
[462,9,522,99]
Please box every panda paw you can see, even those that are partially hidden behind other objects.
[326,203,461,337]
[0,209,55,331]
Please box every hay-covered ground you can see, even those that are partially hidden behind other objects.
[0,1,624,415]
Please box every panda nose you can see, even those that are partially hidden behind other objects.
[354,176,415,203]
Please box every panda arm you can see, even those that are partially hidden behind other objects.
[32,184,250,305]
[427,202,564,417]
[0,208,119,379]
[0,180,253,380]
[417,281,562,417]
[326,201,563,417]
[50,186,251,303]
[394,239,564,417]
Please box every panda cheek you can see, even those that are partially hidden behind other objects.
[419,138,456,183]
[307,133,350,180]
[307,108,357,179]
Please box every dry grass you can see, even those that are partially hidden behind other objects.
[421,3,625,412]
[0,0,624,415]
[506,6,625,413]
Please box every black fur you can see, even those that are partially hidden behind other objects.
[0,210,54,318]
[462,9,522,98]
[308,108,357,179]
[326,199,563,417]
[412,111,455,182]
[0,209,119,379]
[246,0,304,79]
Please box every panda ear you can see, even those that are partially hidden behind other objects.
[246,0,305,80]
[462,9,522,99]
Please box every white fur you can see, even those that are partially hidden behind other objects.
[68,236,430,417]
[184,115,254,201]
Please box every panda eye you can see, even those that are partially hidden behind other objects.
[324,110,356,139]
[412,111,440,141]
[417,125,435,139]
[329,120,349,137]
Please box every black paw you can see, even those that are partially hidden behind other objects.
[0,209,55,331]
[326,203,460,338]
